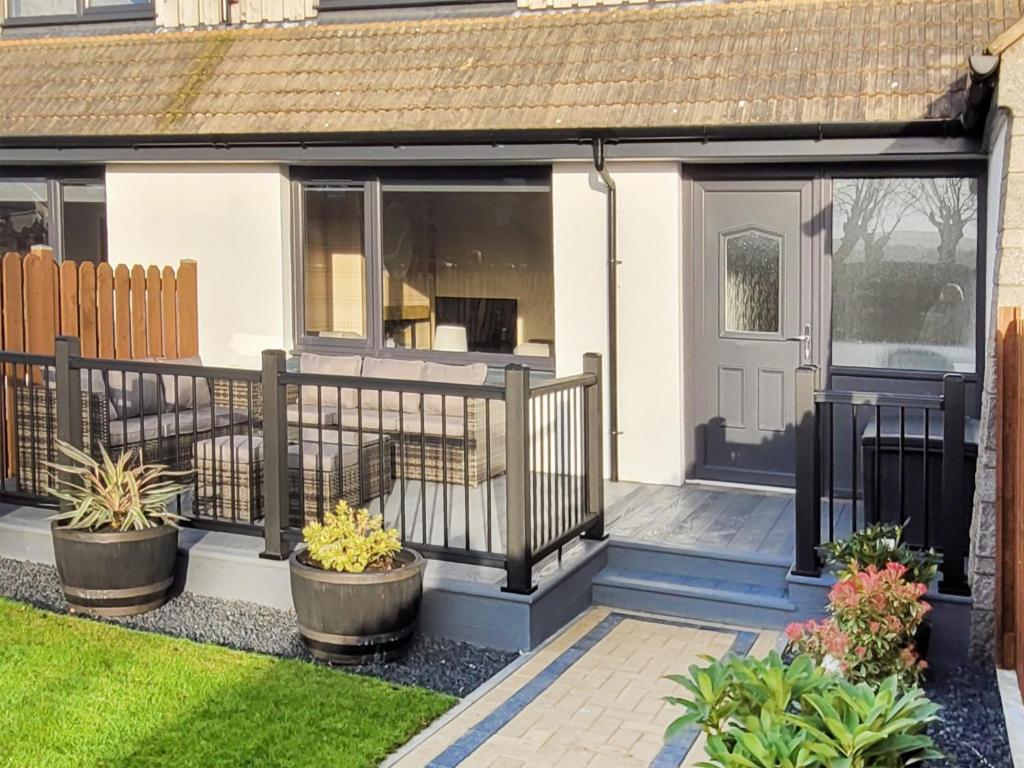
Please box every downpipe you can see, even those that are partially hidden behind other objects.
[592,138,620,482]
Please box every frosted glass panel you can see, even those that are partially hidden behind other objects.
[832,178,977,372]
[724,230,781,334]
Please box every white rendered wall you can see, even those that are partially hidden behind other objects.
[551,161,684,485]
[105,164,291,368]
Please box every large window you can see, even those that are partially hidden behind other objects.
[831,177,978,373]
[297,172,555,364]
[5,0,152,23]
[0,177,107,263]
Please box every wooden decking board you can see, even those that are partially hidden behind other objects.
[727,495,792,552]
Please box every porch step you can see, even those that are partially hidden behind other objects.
[605,538,791,590]
[592,567,797,629]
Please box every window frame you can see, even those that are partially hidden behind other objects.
[291,167,557,371]
[3,0,154,26]
[823,161,986,382]
[0,168,106,263]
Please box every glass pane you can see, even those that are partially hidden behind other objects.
[380,187,554,357]
[0,180,49,256]
[832,178,977,372]
[302,187,367,340]
[724,230,781,334]
[62,183,107,264]
[7,0,76,15]
[86,0,150,8]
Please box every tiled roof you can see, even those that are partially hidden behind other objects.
[0,0,1019,138]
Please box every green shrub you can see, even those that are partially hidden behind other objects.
[818,522,940,586]
[665,652,942,768]
[786,561,931,688]
[46,439,189,531]
[302,501,402,573]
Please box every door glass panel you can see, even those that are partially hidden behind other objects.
[831,177,977,372]
[62,183,107,264]
[302,186,367,340]
[723,229,782,334]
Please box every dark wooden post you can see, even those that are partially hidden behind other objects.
[54,336,83,450]
[502,363,535,594]
[793,364,822,577]
[582,352,607,540]
[54,336,83,511]
[940,373,969,595]
[260,349,291,561]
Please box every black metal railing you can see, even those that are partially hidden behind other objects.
[1,337,605,594]
[794,364,970,595]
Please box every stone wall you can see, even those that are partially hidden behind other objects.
[969,35,1024,658]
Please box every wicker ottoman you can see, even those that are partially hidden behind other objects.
[194,434,265,524]
[288,433,394,526]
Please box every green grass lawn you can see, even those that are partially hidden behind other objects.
[0,598,455,768]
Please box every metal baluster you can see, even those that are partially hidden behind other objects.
[827,404,835,542]
[316,385,324,522]
[378,386,385,520]
[923,408,930,545]
[898,406,906,524]
[441,393,449,549]
[485,398,493,553]
[463,396,470,551]
[850,404,858,532]
[229,380,238,525]
[246,381,256,524]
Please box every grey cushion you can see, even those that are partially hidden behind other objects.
[107,406,249,447]
[106,364,162,420]
[287,403,339,427]
[422,361,488,417]
[196,434,263,463]
[299,352,362,410]
[360,357,424,413]
[154,356,212,411]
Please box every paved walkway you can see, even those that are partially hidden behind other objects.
[388,608,780,768]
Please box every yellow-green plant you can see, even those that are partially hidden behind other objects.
[302,502,402,573]
[46,440,190,531]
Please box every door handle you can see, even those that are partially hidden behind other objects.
[786,324,812,360]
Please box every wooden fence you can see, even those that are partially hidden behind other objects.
[996,306,1024,695]
[0,249,198,359]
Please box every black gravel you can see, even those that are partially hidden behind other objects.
[0,557,517,698]
[925,663,1013,767]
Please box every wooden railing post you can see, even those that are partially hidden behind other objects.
[502,363,535,594]
[793,364,822,577]
[54,336,82,450]
[260,349,290,561]
[941,373,969,595]
[582,352,607,541]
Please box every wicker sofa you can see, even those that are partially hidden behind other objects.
[286,353,506,486]
[14,359,256,496]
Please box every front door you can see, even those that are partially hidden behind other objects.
[690,179,814,486]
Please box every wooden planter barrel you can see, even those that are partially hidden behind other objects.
[289,548,425,664]
[50,522,179,617]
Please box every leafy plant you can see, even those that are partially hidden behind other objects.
[46,439,189,531]
[302,501,401,573]
[818,522,941,586]
[665,653,942,768]
[786,562,930,687]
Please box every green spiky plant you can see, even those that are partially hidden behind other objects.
[45,439,191,531]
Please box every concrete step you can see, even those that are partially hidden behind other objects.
[605,538,791,590]
[593,567,797,629]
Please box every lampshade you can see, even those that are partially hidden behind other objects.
[434,324,468,353]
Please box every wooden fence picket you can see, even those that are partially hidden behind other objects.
[0,251,200,475]
[0,252,198,360]
[78,262,97,358]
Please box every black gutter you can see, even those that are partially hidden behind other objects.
[592,138,619,482]
[0,118,968,152]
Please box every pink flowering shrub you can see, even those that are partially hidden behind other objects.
[786,561,930,687]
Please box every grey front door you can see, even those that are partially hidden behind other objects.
[691,179,814,486]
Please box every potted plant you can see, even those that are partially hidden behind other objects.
[289,501,425,664]
[46,440,190,617]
